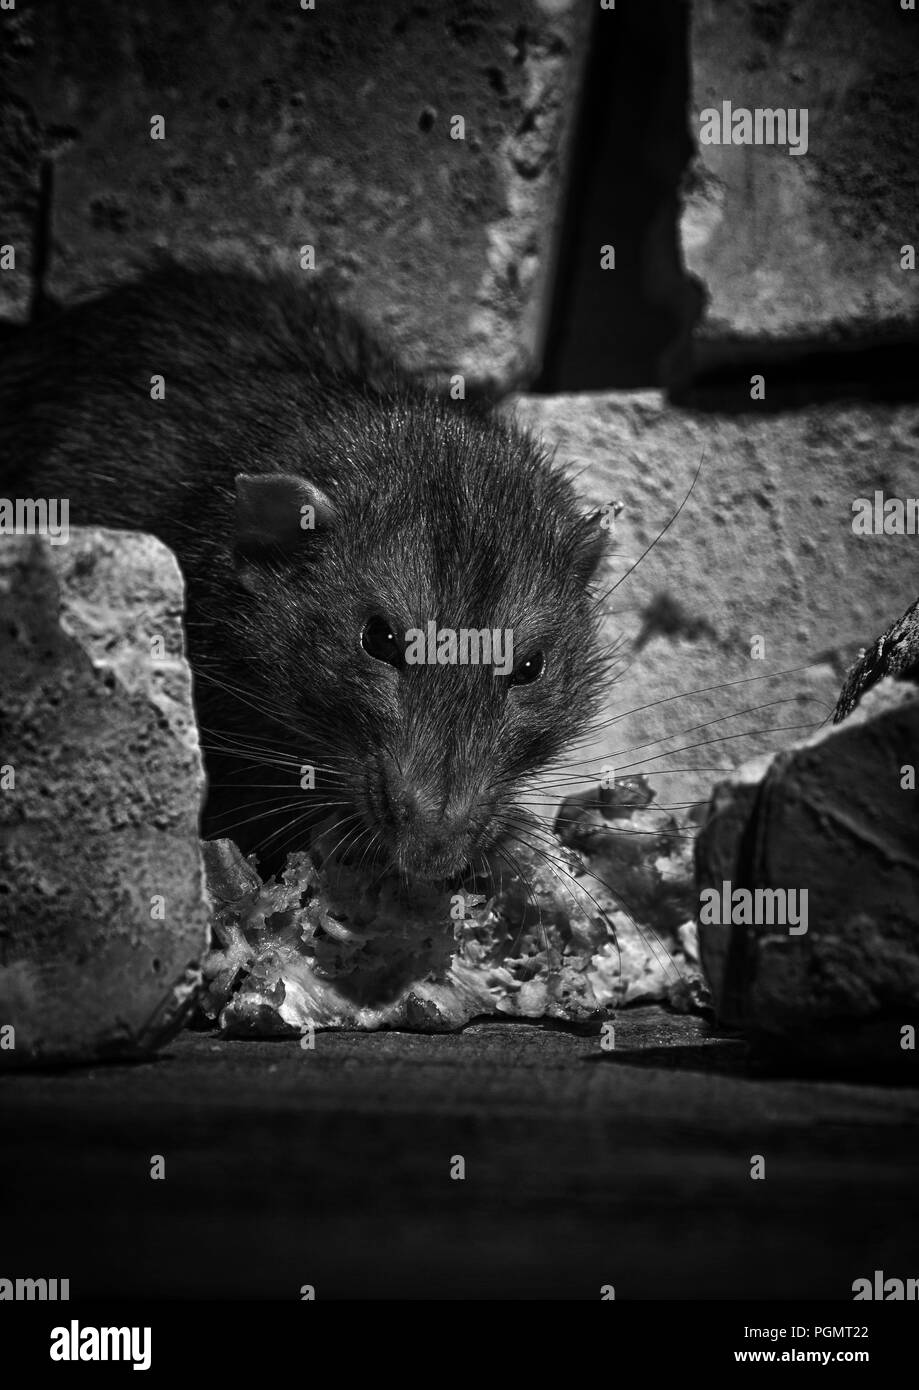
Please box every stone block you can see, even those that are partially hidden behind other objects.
[683,0,919,340]
[0,529,209,1066]
[695,678,919,1069]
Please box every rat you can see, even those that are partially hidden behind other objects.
[0,262,609,882]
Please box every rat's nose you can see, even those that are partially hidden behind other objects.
[392,784,466,849]
[382,775,476,880]
[390,781,437,827]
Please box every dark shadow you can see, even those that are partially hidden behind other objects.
[590,1039,919,1086]
[586,1038,750,1076]
[533,0,699,392]
[671,332,919,413]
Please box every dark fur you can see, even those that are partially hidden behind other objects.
[0,264,608,878]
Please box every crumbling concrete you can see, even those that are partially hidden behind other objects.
[0,529,209,1066]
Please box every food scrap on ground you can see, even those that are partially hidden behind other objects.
[200,778,709,1035]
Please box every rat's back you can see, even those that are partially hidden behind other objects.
[0,262,402,542]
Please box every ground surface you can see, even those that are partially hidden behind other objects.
[2,1007,917,1300]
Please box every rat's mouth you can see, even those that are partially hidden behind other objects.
[310,810,477,885]
[335,774,497,884]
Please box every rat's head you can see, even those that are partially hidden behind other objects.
[227,396,609,881]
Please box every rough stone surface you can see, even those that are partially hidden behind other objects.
[0,529,209,1066]
[682,0,919,340]
[835,592,919,722]
[696,679,919,1069]
[511,391,919,826]
[0,0,590,389]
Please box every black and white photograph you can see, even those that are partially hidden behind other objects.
[1,0,918,1354]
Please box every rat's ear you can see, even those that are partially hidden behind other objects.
[234,473,336,554]
[571,506,615,585]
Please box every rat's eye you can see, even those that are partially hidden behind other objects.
[510,650,546,686]
[361,615,403,667]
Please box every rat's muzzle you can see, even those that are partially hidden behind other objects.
[370,761,483,882]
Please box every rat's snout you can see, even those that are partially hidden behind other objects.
[372,758,482,881]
